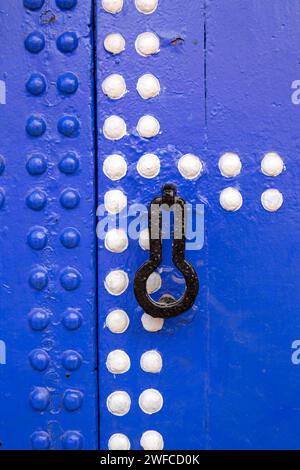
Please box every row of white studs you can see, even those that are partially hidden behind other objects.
[103,0,159,15]
[103,187,284,217]
[103,114,160,140]
[109,431,164,451]
[104,31,160,57]
[102,73,160,100]
[103,152,286,180]
[107,388,163,416]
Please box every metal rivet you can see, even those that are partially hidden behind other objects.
[107,391,131,416]
[25,31,45,53]
[26,154,47,175]
[29,349,50,371]
[30,387,50,411]
[31,431,50,450]
[135,32,160,56]
[58,152,80,174]
[27,227,48,250]
[106,350,130,374]
[62,309,82,330]
[218,152,242,178]
[29,268,48,290]
[137,73,160,99]
[140,350,162,373]
[57,32,78,53]
[103,154,127,181]
[26,73,46,96]
[56,0,77,10]
[26,189,47,211]
[140,430,164,450]
[137,153,160,178]
[28,308,50,331]
[104,270,129,296]
[139,389,163,414]
[57,72,78,95]
[23,0,45,10]
[60,188,80,209]
[102,0,123,14]
[63,390,83,411]
[62,350,82,371]
[61,431,83,450]
[261,189,283,212]
[26,115,46,137]
[135,0,158,14]
[108,434,131,450]
[141,313,164,332]
[106,309,129,334]
[102,74,127,100]
[60,227,80,248]
[104,33,125,54]
[103,115,127,140]
[58,116,80,137]
[60,267,81,291]
[178,154,203,180]
[105,228,128,253]
[104,189,127,214]
[219,187,243,212]
[137,115,160,138]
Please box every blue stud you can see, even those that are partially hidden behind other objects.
[56,0,77,10]
[60,267,81,291]
[25,31,45,53]
[27,227,48,250]
[61,431,83,450]
[60,189,80,209]
[57,72,78,95]
[26,154,47,175]
[29,268,48,290]
[28,308,50,331]
[26,115,46,137]
[62,309,82,330]
[58,116,80,137]
[26,73,46,96]
[56,32,78,53]
[63,390,83,411]
[0,188,5,209]
[30,387,50,411]
[26,190,47,211]
[23,0,45,10]
[58,152,80,174]
[60,228,80,248]
[62,350,82,371]
[0,155,5,175]
[29,349,50,371]
[31,431,50,450]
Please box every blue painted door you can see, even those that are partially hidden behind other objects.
[1,0,300,451]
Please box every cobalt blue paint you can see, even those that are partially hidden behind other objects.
[26,73,46,96]
[63,390,83,411]
[56,0,77,11]
[60,227,80,248]
[62,310,82,330]
[28,309,50,331]
[27,227,48,250]
[31,432,50,450]
[57,72,78,95]
[26,115,46,137]
[58,115,80,137]
[0,188,5,209]
[56,32,79,53]
[29,350,50,371]
[60,267,82,290]
[24,31,45,53]
[29,268,48,290]
[62,350,82,371]
[0,155,5,174]
[23,0,44,11]
[26,190,47,210]
[26,154,47,175]
[61,431,83,450]
[29,387,50,411]
[59,152,80,174]
[60,189,80,209]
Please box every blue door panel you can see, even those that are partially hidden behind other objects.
[0,0,97,450]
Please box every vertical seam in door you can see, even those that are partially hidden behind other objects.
[91,0,100,451]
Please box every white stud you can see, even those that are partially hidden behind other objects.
[104,270,129,296]
[107,391,131,416]
[103,154,127,181]
[141,313,164,332]
[102,0,123,14]
[103,115,127,141]
[146,272,162,294]
[218,152,242,178]
[106,350,131,374]
[104,33,125,55]
[261,189,283,212]
[137,154,160,178]
[261,152,284,177]
[140,350,162,373]
[135,0,158,14]
[108,434,131,451]
[219,187,243,212]
[178,154,203,180]
[140,430,164,450]
[104,189,127,214]
[105,229,128,253]
[137,74,160,99]
[135,32,160,56]
[102,74,127,100]
[137,115,160,139]
[139,389,163,415]
[106,309,129,334]
[139,228,150,250]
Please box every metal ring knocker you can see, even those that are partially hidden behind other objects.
[134,184,199,319]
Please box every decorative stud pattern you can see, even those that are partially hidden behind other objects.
[106,350,131,374]
[135,32,160,56]
[104,33,126,55]
[140,430,164,450]
[105,309,130,334]
[107,391,131,416]
[108,434,131,450]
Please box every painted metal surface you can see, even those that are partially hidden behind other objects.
[0,0,97,450]
[1,0,300,451]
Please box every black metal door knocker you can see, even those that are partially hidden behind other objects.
[134,184,199,319]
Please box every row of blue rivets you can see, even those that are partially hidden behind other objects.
[26,152,80,175]
[28,308,82,331]
[26,115,80,137]
[25,31,79,54]
[27,227,80,250]
[28,267,82,291]
[31,430,83,450]
[24,0,77,11]
[30,387,83,411]
[26,72,78,96]
[29,349,82,371]
[26,188,80,210]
